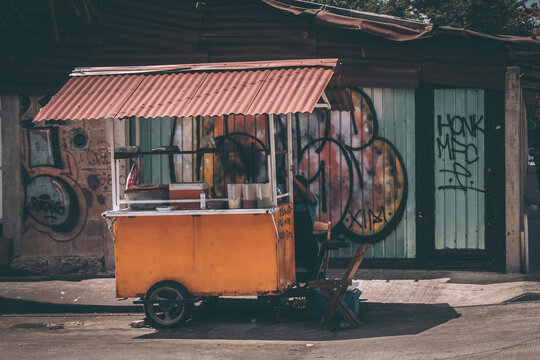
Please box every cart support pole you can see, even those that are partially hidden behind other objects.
[111,118,119,211]
[287,112,294,202]
[269,114,278,206]
[111,144,118,211]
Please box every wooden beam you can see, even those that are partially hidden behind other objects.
[0,95,22,258]
[48,0,60,44]
[505,66,523,273]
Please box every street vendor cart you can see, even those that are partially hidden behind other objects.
[34,59,355,328]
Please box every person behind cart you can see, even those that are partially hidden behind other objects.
[291,171,320,281]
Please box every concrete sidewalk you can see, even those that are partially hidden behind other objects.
[1,269,540,310]
[350,269,540,307]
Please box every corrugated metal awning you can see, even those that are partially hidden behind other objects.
[34,59,352,121]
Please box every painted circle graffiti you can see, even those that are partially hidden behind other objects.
[298,137,353,228]
[72,131,88,148]
[297,88,408,243]
[25,175,80,233]
[171,91,408,244]
[343,138,407,241]
[347,89,378,150]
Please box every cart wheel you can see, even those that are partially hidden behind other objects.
[144,281,192,328]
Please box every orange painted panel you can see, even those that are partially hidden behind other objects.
[114,204,295,298]
[275,204,295,288]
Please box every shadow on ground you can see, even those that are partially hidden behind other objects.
[136,298,460,341]
[1,291,460,341]
[0,296,142,314]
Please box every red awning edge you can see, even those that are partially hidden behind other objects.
[34,59,353,122]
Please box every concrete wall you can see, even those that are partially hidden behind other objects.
[0,94,22,271]
[505,67,529,273]
[2,94,126,275]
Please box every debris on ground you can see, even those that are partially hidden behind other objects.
[130,320,146,328]
[47,324,64,330]
[64,321,84,328]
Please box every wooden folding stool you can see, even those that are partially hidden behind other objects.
[309,243,370,328]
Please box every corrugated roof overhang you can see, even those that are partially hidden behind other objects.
[34,59,352,122]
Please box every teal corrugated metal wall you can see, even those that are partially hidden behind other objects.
[339,88,416,259]
[130,117,174,185]
[434,89,485,250]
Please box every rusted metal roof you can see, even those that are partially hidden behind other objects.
[37,75,145,121]
[3,0,539,117]
[264,0,540,45]
[34,59,352,121]
[262,0,432,41]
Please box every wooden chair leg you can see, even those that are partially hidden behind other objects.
[318,289,361,328]
[335,299,362,327]
[312,243,370,329]
[322,287,345,321]
[318,288,335,327]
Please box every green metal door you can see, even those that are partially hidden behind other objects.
[129,117,174,185]
[434,89,485,250]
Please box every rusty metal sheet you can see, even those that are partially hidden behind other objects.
[34,59,350,121]
[181,69,271,118]
[262,0,432,41]
[35,75,145,121]
[245,67,333,115]
[116,72,208,119]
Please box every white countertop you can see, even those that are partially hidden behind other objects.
[102,207,279,217]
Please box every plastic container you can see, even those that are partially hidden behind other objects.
[306,288,362,320]
[125,185,169,210]
[227,184,242,209]
[242,184,257,209]
[169,182,209,209]
[256,183,273,208]
[200,192,206,209]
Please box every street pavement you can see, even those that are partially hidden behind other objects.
[0,298,539,359]
[1,270,540,359]
[0,165,538,359]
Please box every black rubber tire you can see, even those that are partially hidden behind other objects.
[144,281,192,328]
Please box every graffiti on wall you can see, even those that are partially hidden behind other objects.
[172,89,408,243]
[294,89,407,242]
[27,127,62,168]
[25,175,80,233]
[436,114,484,192]
[20,95,115,242]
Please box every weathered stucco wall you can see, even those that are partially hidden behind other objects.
[10,95,124,275]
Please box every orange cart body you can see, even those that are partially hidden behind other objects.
[113,204,296,298]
